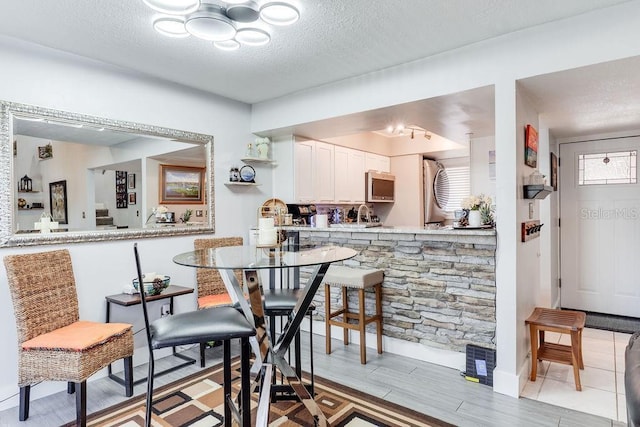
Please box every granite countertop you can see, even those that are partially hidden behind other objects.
[281,224,495,235]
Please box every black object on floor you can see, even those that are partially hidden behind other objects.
[577,310,640,334]
[464,344,496,386]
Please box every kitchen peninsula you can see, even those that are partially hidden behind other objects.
[286,225,496,356]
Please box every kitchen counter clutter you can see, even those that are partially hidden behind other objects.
[285,225,496,355]
[283,224,496,236]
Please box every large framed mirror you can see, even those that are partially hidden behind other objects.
[0,100,215,247]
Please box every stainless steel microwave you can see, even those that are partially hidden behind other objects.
[366,171,395,202]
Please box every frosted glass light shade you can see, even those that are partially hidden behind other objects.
[214,39,241,51]
[235,28,270,46]
[185,4,236,41]
[260,2,299,26]
[143,0,200,15]
[153,17,190,38]
[226,1,260,23]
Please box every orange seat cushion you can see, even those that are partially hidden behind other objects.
[198,293,233,309]
[22,320,132,352]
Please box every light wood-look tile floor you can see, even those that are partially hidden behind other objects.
[0,332,627,426]
[521,327,630,424]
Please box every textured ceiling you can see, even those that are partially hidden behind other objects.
[0,0,630,104]
[0,0,637,144]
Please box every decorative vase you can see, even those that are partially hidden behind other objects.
[468,210,481,227]
[256,142,269,159]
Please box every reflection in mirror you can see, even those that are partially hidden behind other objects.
[0,100,215,247]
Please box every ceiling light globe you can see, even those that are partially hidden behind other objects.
[214,39,241,51]
[143,0,200,15]
[153,17,190,38]
[236,28,270,46]
[226,1,260,23]
[185,4,236,41]
[260,2,300,26]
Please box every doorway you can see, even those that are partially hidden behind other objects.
[559,137,640,317]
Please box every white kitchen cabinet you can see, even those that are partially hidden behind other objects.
[294,140,315,202]
[314,141,335,202]
[295,141,377,203]
[349,149,366,202]
[335,146,365,203]
[365,152,390,173]
[333,146,350,202]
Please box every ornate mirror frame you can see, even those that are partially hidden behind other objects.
[0,100,215,247]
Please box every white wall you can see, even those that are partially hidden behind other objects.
[252,2,640,398]
[0,36,266,409]
[470,136,496,201]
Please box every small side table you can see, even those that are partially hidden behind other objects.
[105,285,195,386]
[525,307,586,391]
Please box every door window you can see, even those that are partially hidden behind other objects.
[578,150,637,185]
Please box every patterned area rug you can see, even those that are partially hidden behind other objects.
[78,362,453,426]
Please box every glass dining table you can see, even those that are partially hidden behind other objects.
[173,243,357,426]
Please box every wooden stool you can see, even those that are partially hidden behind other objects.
[525,307,586,391]
[323,265,383,364]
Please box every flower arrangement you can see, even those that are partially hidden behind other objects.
[145,205,169,224]
[462,194,494,225]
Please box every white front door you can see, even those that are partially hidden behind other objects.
[560,137,640,316]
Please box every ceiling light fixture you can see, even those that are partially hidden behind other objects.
[260,2,300,25]
[143,0,300,50]
[185,4,236,41]
[386,124,432,141]
[214,39,241,51]
[143,0,200,15]
[235,28,270,46]
[153,17,190,38]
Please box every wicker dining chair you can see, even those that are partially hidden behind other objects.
[134,243,255,427]
[4,249,134,426]
[194,236,243,367]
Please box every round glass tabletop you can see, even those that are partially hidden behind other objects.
[173,244,357,270]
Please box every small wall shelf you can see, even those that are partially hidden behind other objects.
[225,182,261,187]
[18,207,44,211]
[241,157,276,165]
[523,185,553,200]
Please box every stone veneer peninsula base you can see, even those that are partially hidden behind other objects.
[285,226,497,361]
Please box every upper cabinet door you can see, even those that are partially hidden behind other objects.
[334,146,350,202]
[294,140,315,202]
[335,146,365,203]
[314,141,335,202]
[365,152,391,173]
[349,149,366,202]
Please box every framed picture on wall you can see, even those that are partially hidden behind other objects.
[525,124,538,168]
[116,171,128,208]
[128,192,136,205]
[49,180,68,224]
[128,173,136,190]
[159,165,204,204]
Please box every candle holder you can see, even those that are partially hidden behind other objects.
[18,175,32,192]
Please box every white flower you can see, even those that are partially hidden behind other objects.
[462,194,492,211]
[154,205,168,214]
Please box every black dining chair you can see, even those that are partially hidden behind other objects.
[133,243,255,427]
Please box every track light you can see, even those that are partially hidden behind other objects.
[385,124,432,141]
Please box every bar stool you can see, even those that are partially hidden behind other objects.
[323,265,383,364]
